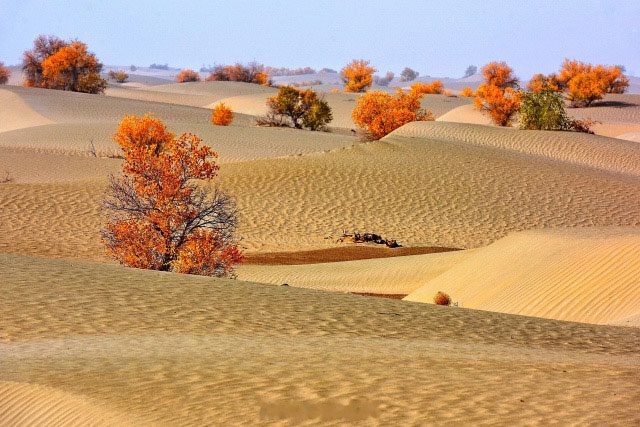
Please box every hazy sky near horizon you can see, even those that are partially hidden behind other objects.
[1,0,639,77]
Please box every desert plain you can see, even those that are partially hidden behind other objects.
[1,70,640,425]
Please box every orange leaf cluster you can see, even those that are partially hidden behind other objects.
[433,291,452,306]
[176,69,201,83]
[22,35,68,88]
[103,114,242,277]
[341,59,376,93]
[409,80,444,96]
[527,73,560,93]
[211,103,234,126]
[557,60,629,106]
[352,89,434,139]
[37,41,106,93]
[474,85,522,127]
[481,62,519,89]
[0,62,10,85]
[459,87,474,97]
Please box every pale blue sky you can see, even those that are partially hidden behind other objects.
[1,0,638,77]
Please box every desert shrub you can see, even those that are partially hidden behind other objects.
[261,85,332,130]
[481,62,519,89]
[459,87,474,97]
[464,65,477,78]
[374,71,394,87]
[519,90,571,130]
[527,73,560,93]
[211,103,233,126]
[341,59,376,93]
[0,62,10,85]
[433,291,452,306]
[102,114,242,277]
[108,69,129,83]
[474,84,521,126]
[130,65,137,72]
[352,89,434,140]
[176,69,200,83]
[399,67,419,82]
[205,62,269,85]
[410,81,444,96]
[22,35,68,87]
[39,41,106,94]
[264,66,316,76]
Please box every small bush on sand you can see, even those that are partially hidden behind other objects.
[205,62,269,85]
[409,81,444,96]
[0,62,10,85]
[341,59,376,93]
[176,69,200,83]
[459,87,474,97]
[259,85,332,130]
[520,90,594,133]
[352,89,434,140]
[211,103,233,126]
[433,291,452,306]
[474,62,521,126]
[108,69,129,83]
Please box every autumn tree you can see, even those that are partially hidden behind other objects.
[341,59,376,93]
[352,89,434,140]
[481,62,519,89]
[0,63,10,85]
[459,87,474,97]
[399,67,419,82]
[176,69,201,83]
[555,59,629,106]
[102,114,242,277]
[211,103,233,126]
[374,71,394,86]
[409,80,444,96]
[474,84,521,126]
[22,35,68,87]
[39,41,106,93]
[527,73,560,93]
[108,69,129,83]
[205,62,269,85]
[259,85,332,130]
[463,65,477,78]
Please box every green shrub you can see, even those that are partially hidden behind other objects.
[260,85,332,131]
[519,90,570,131]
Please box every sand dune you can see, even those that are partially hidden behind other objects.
[0,89,54,133]
[405,228,640,326]
[238,249,474,294]
[392,121,640,177]
[436,103,493,125]
[1,253,639,425]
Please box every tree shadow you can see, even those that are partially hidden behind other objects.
[590,100,639,108]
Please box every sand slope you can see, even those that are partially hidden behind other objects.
[1,253,639,425]
[0,89,54,133]
[405,228,640,326]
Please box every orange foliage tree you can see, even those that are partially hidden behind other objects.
[39,41,106,93]
[481,61,519,89]
[211,102,234,126]
[556,59,629,106]
[176,69,201,83]
[22,35,68,87]
[527,73,560,93]
[352,89,434,139]
[459,87,474,97]
[205,62,269,85]
[102,114,242,277]
[409,80,444,96]
[474,85,522,126]
[340,59,376,93]
[0,62,10,85]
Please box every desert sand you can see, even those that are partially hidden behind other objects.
[2,253,640,425]
[2,78,640,424]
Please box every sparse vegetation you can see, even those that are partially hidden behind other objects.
[338,231,400,248]
[399,67,419,82]
[102,114,242,277]
[474,62,521,126]
[108,69,129,83]
[319,68,337,74]
[352,89,434,140]
[211,103,234,126]
[433,291,452,306]
[459,87,474,97]
[464,65,477,78]
[259,85,332,131]
[176,69,200,83]
[341,59,376,93]
[205,62,269,85]
[149,63,169,70]
[0,62,10,84]
[409,81,444,96]
[130,65,137,72]
[374,71,394,87]
[264,66,316,76]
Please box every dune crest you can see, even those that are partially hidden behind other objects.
[0,89,54,133]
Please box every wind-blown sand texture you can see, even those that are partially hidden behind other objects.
[2,253,640,425]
